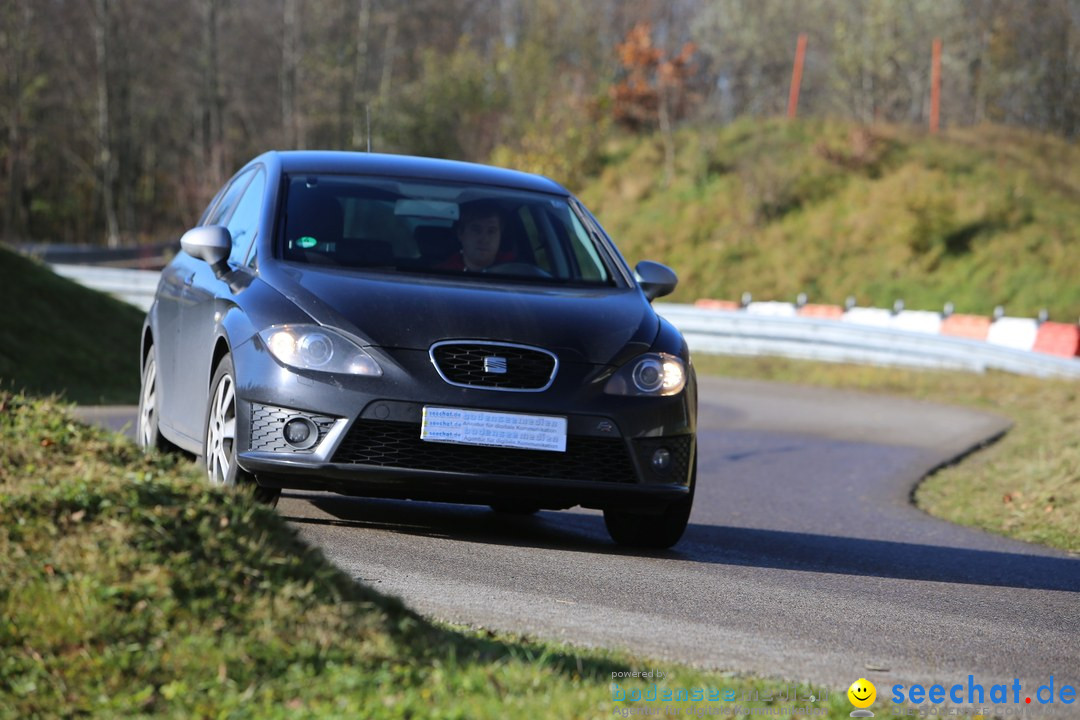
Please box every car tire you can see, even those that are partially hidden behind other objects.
[603,457,695,549]
[137,348,179,453]
[205,354,281,507]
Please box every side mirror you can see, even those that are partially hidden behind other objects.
[180,225,231,268]
[634,260,678,302]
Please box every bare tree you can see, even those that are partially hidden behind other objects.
[282,0,300,148]
[350,0,372,150]
[199,0,225,187]
[0,2,38,240]
[93,0,120,247]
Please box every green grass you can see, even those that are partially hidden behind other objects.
[577,119,1080,322]
[0,245,145,404]
[1,360,1073,716]
[0,392,857,718]
[693,355,1080,554]
[2,120,1077,714]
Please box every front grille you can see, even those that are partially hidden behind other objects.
[431,342,556,390]
[250,403,337,453]
[332,420,634,483]
[632,434,694,484]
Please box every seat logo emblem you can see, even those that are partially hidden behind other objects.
[483,356,508,374]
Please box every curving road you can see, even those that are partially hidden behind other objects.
[82,377,1080,708]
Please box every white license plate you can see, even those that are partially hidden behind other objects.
[420,406,567,452]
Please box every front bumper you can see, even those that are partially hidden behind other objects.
[238,453,691,511]
[230,335,697,510]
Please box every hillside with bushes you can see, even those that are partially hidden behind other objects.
[0,246,144,404]
[577,119,1080,322]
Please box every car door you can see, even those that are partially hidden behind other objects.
[154,178,240,444]
[172,168,261,443]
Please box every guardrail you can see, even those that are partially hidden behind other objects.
[46,263,1080,379]
[656,303,1080,379]
[21,241,175,269]
[50,264,159,313]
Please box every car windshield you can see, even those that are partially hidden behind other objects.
[278,174,618,285]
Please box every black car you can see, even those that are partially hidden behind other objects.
[139,151,697,548]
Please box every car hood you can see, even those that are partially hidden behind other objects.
[263,265,657,365]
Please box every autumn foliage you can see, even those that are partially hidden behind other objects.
[610,22,696,130]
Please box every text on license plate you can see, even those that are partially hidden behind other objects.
[420,406,567,452]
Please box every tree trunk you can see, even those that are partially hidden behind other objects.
[282,0,300,148]
[350,0,372,150]
[201,0,225,186]
[93,0,120,248]
[2,4,28,240]
[378,10,398,111]
[114,2,135,242]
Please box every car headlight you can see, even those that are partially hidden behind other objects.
[259,324,382,376]
[604,352,686,396]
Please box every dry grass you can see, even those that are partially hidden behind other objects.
[579,119,1080,322]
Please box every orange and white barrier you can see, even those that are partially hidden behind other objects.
[892,310,943,335]
[986,317,1040,351]
[746,301,798,317]
[1033,322,1080,358]
[939,314,992,341]
[694,298,740,311]
[692,298,1080,360]
[842,307,893,328]
[797,303,844,320]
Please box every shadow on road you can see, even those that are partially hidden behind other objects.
[283,492,620,553]
[284,493,1080,593]
[681,525,1080,593]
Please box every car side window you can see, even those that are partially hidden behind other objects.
[224,168,266,265]
[197,184,228,226]
[205,169,256,228]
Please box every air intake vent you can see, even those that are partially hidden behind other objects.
[332,420,634,483]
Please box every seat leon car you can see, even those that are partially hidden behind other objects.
[139,151,697,548]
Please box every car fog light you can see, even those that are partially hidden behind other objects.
[651,448,671,471]
[283,417,318,449]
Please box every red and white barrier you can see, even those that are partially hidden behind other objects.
[892,310,943,335]
[940,314,992,341]
[746,301,798,317]
[693,298,1080,359]
[694,299,740,311]
[1033,322,1080,358]
[797,303,845,320]
[842,307,893,328]
[986,317,1039,352]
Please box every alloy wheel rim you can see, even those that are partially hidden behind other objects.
[139,357,157,448]
[207,374,237,486]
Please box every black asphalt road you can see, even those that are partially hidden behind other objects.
[81,377,1080,711]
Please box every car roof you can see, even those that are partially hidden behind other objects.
[262,151,568,195]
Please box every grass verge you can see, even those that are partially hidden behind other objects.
[1,391,856,718]
[693,354,1080,554]
[0,245,144,405]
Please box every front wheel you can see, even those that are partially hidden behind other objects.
[205,354,281,507]
[603,458,695,549]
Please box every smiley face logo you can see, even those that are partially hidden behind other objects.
[847,678,877,716]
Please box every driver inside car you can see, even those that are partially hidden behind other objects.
[436,200,516,272]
